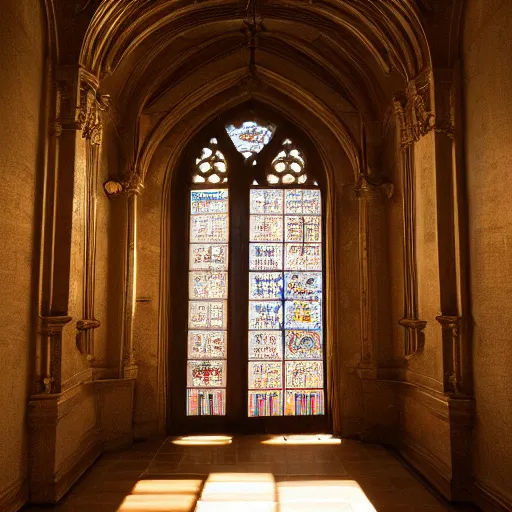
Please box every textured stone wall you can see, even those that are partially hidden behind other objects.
[0,0,44,506]
[463,0,512,504]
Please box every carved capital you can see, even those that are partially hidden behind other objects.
[55,66,109,144]
[394,70,435,149]
[123,170,145,196]
[76,318,100,331]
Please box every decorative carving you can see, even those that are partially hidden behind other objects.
[103,180,124,197]
[436,315,463,395]
[38,316,72,394]
[394,70,435,148]
[123,170,144,196]
[78,86,110,144]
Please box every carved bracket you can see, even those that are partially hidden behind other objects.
[38,316,72,394]
[399,317,427,358]
[76,319,101,360]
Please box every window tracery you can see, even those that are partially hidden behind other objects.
[268,139,309,185]
[192,138,228,184]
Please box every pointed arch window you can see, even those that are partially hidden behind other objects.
[182,118,325,424]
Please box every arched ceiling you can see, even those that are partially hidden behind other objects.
[78,0,433,178]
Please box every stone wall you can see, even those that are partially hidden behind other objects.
[0,2,45,510]
[463,1,512,508]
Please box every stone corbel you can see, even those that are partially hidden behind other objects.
[38,316,72,394]
[398,318,427,358]
[436,315,463,395]
[75,319,101,360]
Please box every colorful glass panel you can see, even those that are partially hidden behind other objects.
[249,301,283,330]
[187,360,226,388]
[249,362,282,389]
[285,216,321,242]
[248,391,283,417]
[190,214,229,243]
[250,189,283,214]
[285,361,323,388]
[249,272,283,300]
[285,390,324,415]
[284,272,322,301]
[189,244,228,270]
[285,330,322,359]
[284,300,322,330]
[249,331,283,359]
[187,389,226,416]
[284,243,322,270]
[188,331,227,359]
[188,301,227,329]
[249,243,283,270]
[189,271,228,299]
[248,187,324,417]
[191,189,228,214]
[250,215,283,242]
[225,121,276,158]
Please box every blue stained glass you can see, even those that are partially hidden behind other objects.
[249,301,283,330]
[284,300,322,330]
[284,272,322,301]
[285,330,322,359]
[190,189,228,214]
[249,243,283,271]
[249,272,283,300]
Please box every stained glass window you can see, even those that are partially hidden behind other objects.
[192,139,228,184]
[248,188,324,416]
[225,121,276,159]
[187,188,229,415]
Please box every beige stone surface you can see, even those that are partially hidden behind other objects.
[0,0,45,503]
[463,0,512,502]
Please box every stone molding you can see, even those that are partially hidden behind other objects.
[436,315,464,395]
[474,480,512,512]
[0,477,27,512]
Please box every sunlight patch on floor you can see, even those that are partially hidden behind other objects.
[172,435,233,446]
[261,434,342,445]
[117,474,376,512]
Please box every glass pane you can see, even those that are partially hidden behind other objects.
[250,215,283,242]
[188,300,227,329]
[249,272,283,300]
[249,331,283,359]
[284,243,322,270]
[225,121,276,157]
[250,189,283,214]
[247,188,324,418]
[284,300,322,330]
[285,189,321,214]
[187,360,226,387]
[285,216,321,242]
[285,361,323,388]
[189,244,228,270]
[249,243,283,270]
[187,389,226,416]
[249,301,283,330]
[188,331,227,359]
[190,214,229,243]
[285,330,322,359]
[189,271,228,299]
[248,362,282,389]
[285,390,324,415]
[284,272,322,300]
[248,391,283,417]
[191,189,228,214]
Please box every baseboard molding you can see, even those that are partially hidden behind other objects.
[399,438,453,500]
[0,477,27,512]
[474,480,512,512]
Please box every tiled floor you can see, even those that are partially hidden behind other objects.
[23,435,479,512]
